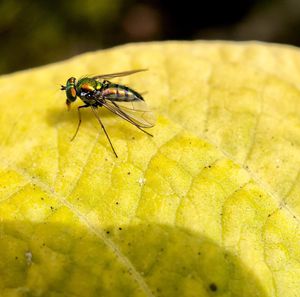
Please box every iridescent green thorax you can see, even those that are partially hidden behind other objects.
[74,78,102,105]
[76,78,102,93]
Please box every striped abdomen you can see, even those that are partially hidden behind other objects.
[101,83,144,102]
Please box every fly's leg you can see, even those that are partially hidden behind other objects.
[71,105,89,141]
[134,126,153,137]
[91,107,118,158]
[110,101,153,137]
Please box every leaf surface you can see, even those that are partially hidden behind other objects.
[0,41,300,297]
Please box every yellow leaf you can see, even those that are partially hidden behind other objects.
[0,41,300,297]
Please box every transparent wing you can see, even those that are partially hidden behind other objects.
[101,99,156,128]
[92,69,147,80]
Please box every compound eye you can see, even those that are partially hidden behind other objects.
[67,77,76,85]
[65,77,77,102]
[66,86,77,102]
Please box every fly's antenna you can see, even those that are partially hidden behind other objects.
[61,85,66,90]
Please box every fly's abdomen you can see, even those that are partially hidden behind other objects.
[102,84,143,101]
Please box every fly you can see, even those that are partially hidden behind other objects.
[60,69,155,158]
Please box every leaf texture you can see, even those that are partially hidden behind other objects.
[0,41,300,297]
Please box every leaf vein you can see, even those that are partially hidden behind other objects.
[10,165,154,297]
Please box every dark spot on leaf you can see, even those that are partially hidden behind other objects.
[106,231,110,234]
[116,201,119,205]
[119,227,122,230]
[127,172,131,175]
[209,283,217,292]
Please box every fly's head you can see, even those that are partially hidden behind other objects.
[61,77,77,110]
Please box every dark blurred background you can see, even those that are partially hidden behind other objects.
[1,0,300,74]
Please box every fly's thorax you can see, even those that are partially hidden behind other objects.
[76,78,102,105]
